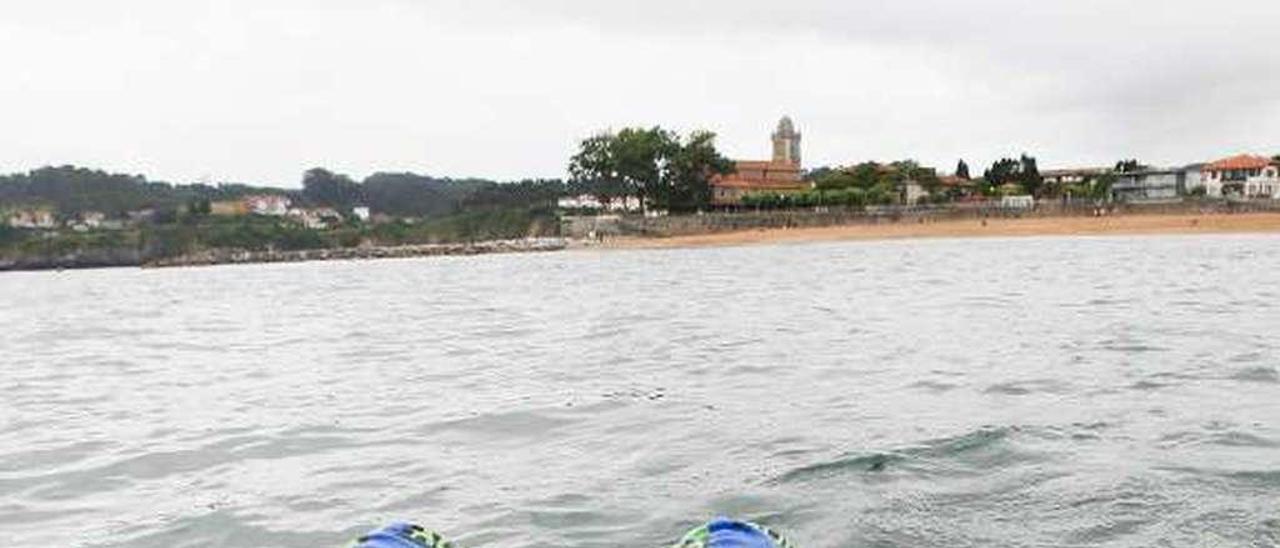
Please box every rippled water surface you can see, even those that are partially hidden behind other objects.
[3,234,1280,547]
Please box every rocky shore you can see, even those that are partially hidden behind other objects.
[145,238,568,268]
[0,238,568,272]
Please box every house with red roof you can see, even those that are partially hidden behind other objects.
[1203,154,1280,198]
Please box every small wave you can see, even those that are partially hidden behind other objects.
[984,379,1071,396]
[774,452,905,483]
[773,426,1023,484]
[906,380,960,393]
[1228,366,1279,383]
[1129,380,1171,391]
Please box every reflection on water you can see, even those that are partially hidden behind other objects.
[2,234,1279,547]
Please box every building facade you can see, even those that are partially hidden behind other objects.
[711,117,809,206]
[1112,169,1187,202]
[1203,154,1280,198]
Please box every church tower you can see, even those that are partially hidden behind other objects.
[771,116,801,166]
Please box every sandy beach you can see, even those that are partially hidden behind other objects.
[604,211,1280,249]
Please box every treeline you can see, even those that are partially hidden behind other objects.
[0,165,570,219]
[0,166,257,216]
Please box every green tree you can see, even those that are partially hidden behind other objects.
[568,133,623,207]
[956,159,971,180]
[302,168,364,213]
[1019,154,1043,197]
[659,130,734,212]
[1114,159,1147,173]
[1091,172,1117,201]
[813,169,859,190]
[569,126,729,212]
[983,155,1042,196]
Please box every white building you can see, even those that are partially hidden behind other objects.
[351,206,371,222]
[245,195,292,216]
[7,209,56,229]
[1112,169,1189,202]
[1203,154,1280,198]
[558,194,642,213]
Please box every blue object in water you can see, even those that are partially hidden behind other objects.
[350,522,452,548]
[673,517,790,548]
[705,518,779,547]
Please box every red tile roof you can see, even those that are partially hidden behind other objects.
[712,159,805,191]
[1207,154,1275,171]
[939,175,975,187]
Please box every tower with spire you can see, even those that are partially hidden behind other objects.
[771,116,801,167]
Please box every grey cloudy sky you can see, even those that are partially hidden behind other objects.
[2,0,1277,186]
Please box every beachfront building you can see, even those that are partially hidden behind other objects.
[1203,154,1280,198]
[1112,168,1195,202]
[1041,167,1109,196]
[938,175,980,201]
[1041,168,1110,187]
[711,117,809,206]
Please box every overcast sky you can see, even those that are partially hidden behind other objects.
[2,0,1277,186]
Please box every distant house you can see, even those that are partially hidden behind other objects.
[245,195,292,216]
[127,209,157,223]
[68,211,108,232]
[288,207,342,230]
[81,211,106,229]
[938,176,979,200]
[351,206,371,222]
[901,179,930,205]
[210,200,248,216]
[1112,168,1193,202]
[1041,168,1109,188]
[557,194,641,213]
[1203,154,1279,198]
[6,208,56,229]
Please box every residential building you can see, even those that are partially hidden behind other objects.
[901,179,929,205]
[938,175,980,201]
[1112,168,1190,202]
[557,194,642,213]
[711,117,809,206]
[288,207,342,230]
[352,206,371,222]
[210,200,248,216]
[245,195,292,216]
[1203,154,1280,198]
[1041,168,1110,188]
[127,209,157,223]
[6,209,56,229]
[80,211,106,229]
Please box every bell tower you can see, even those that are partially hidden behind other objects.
[771,116,801,166]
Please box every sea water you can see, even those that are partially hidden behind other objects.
[2,234,1278,547]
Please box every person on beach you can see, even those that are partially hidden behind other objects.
[350,517,794,547]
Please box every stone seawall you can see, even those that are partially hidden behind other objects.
[562,199,1280,239]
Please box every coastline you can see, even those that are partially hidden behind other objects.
[596,211,1280,250]
[0,238,568,272]
[145,238,569,268]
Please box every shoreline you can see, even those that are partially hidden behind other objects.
[0,238,568,272]
[596,211,1280,250]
